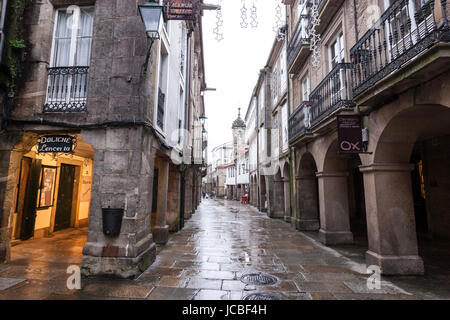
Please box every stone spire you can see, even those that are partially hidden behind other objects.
[232,108,246,129]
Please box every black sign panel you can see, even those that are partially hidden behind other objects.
[38,135,74,153]
[163,0,200,21]
[337,115,363,154]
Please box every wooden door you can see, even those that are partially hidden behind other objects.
[54,164,76,231]
[15,158,31,239]
[20,159,42,240]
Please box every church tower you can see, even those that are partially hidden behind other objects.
[232,108,246,158]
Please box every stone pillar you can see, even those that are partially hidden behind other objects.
[283,178,291,223]
[153,159,169,244]
[0,132,23,263]
[272,178,285,219]
[265,175,275,217]
[316,172,353,245]
[184,167,193,219]
[81,128,156,279]
[167,165,181,232]
[360,163,424,275]
[295,175,320,231]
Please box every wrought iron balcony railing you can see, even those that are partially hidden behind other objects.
[287,6,311,67]
[288,101,311,143]
[350,0,449,98]
[309,63,355,126]
[43,66,89,113]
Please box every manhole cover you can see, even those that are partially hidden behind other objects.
[243,292,282,300]
[240,273,278,285]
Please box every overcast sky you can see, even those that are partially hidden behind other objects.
[202,0,285,157]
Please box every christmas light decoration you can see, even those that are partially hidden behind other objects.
[309,0,321,68]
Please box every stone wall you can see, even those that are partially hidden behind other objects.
[81,126,157,278]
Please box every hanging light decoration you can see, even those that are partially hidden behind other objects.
[273,0,285,41]
[309,0,321,68]
[214,0,224,41]
[250,0,258,29]
[240,0,249,28]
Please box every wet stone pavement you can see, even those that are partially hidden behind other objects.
[0,199,449,300]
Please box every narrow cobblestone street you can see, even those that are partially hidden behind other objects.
[1,200,449,300]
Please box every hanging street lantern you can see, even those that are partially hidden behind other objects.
[199,113,208,126]
[139,2,165,40]
[139,2,165,73]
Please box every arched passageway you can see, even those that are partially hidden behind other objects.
[362,103,450,275]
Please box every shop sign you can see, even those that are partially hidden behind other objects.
[163,0,200,21]
[337,115,363,154]
[38,135,75,153]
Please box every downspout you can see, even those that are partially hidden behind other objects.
[283,17,294,220]
[180,27,193,230]
[255,88,260,211]
[353,0,359,42]
[184,29,193,131]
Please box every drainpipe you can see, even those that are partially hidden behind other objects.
[179,27,192,229]
[255,89,261,212]
[283,15,294,219]
[353,0,359,42]
[179,165,185,230]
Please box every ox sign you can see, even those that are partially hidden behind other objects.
[38,135,75,154]
[337,115,363,154]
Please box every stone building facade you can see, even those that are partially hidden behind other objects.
[225,109,249,201]
[284,0,450,275]
[0,0,207,278]
[208,141,232,198]
[243,36,291,218]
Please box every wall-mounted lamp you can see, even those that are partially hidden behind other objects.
[139,2,165,73]
[199,113,208,126]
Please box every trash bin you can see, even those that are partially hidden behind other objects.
[102,208,124,237]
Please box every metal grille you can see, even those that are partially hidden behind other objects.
[243,292,282,300]
[43,66,89,113]
[240,273,278,286]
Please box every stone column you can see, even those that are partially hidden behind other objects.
[265,175,275,217]
[360,163,424,275]
[272,178,285,219]
[153,158,169,245]
[167,165,181,232]
[81,128,156,279]
[0,132,23,263]
[316,172,353,245]
[184,167,193,219]
[295,175,320,231]
[283,178,291,223]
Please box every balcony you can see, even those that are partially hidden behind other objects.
[316,0,345,35]
[287,7,310,72]
[350,0,450,105]
[309,63,355,126]
[288,101,311,144]
[43,66,89,113]
[289,63,354,144]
